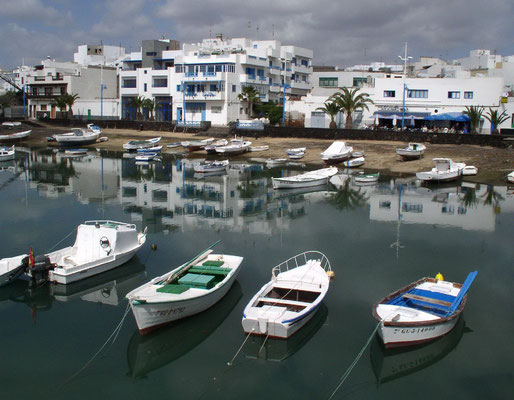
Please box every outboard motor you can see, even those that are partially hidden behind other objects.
[29,255,54,286]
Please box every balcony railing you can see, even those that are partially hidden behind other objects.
[185,72,198,77]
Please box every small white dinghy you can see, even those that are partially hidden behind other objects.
[182,138,215,152]
[0,145,15,161]
[135,153,161,162]
[354,172,379,184]
[0,130,32,142]
[342,156,365,168]
[242,251,332,339]
[0,254,28,287]
[396,143,426,160]
[461,165,478,176]
[266,158,287,167]
[288,152,305,160]
[373,271,478,348]
[64,148,88,156]
[272,167,338,189]
[321,141,353,164]
[54,128,101,147]
[12,221,147,285]
[286,147,306,156]
[123,137,162,151]
[416,158,465,183]
[126,241,244,335]
[136,145,163,154]
[193,159,229,173]
[249,145,269,152]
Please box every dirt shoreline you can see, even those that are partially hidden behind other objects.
[16,125,514,186]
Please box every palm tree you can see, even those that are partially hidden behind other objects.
[61,93,79,119]
[483,108,508,135]
[459,187,479,208]
[238,86,260,117]
[143,98,156,121]
[129,96,145,120]
[51,96,68,117]
[481,185,504,214]
[316,101,340,129]
[463,106,484,134]
[329,179,368,210]
[330,87,373,129]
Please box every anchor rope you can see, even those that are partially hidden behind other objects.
[327,320,382,400]
[46,227,77,253]
[227,329,254,366]
[62,303,131,386]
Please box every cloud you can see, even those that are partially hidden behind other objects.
[0,0,72,26]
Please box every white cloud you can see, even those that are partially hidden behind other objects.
[0,0,72,26]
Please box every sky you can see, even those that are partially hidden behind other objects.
[1,0,513,70]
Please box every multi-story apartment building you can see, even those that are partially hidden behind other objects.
[26,58,118,119]
[119,36,313,125]
[74,44,126,67]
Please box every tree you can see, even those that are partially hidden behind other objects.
[329,179,368,211]
[129,96,145,120]
[463,106,484,134]
[143,98,156,121]
[256,102,282,125]
[316,101,340,129]
[330,87,373,129]
[51,96,68,116]
[483,108,508,135]
[61,93,79,119]
[238,85,260,117]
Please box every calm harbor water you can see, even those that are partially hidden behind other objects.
[0,147,512,400]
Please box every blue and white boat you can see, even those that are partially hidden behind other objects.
[136,145,163,154]
[372,271,478,348]
[242,251,332,338]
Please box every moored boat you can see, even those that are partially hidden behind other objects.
[354,172,379,184]
[126,242,244,335]
[0,254,28,287]
[4,221,146,285]
[242,251,332,338]
[286,147,306,156]
[461,165,478,176]
[0,145,15,161]
[136,145,163,154]
[288,152,305,160]
[272,167,338,189]
[135,153,161,162]
[0,130,32,143]
[54,128,101,147]
[372,271,478,348]
[266,158,287,167]
[342,156,365,168]
[416,158,465,183]
[249,145,269,152]
[123,137,162,151]
[321,141,353,164]
[64,148,88,156]
[215,137,252,155]
[396,143,426,160]
[193,159,229,173]
[181,138,214,152]
[205,139,229,154]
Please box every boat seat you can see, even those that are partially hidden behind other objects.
[402,293,452,309]
[188,266,231,276]
[156,284,190,294]
[259,297,312,307]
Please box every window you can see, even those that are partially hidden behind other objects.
[301,59,309,67]
[232,85,236,92]
[253,44,257,49]
[40,104,47,111]
[448,91,460,99]
[153,77,167,88]
[144,83,147,92]
[407,89,428,98]
[353,77,366,87]
[176,84,181,91]
[464,91,473,99]
[122,79,136,88]
[319,77,338,87]
[60,87,66,95]
[146,52,157,56]
[384,90,396,98]
[175,65,183,73]
[211,106,222,113]
[45,87,52,96]
[210,84,217,91]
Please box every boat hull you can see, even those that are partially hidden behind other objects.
[130,270,240,334]
[416,171,460,182]
[0,264,26,287]
[55,134,100,147]
[396,149,424,160]
[0,130,32,143]
[272,176,329,189]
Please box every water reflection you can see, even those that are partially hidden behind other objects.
[126,281,242,378]
[3,148,512,236]
[370,317,470,384]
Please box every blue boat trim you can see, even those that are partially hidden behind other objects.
[281,303,320,324]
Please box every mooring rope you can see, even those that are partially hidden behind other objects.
[46,227,77,253]
[327,320,382,400]
[227,329,255,366]
[62,303,131,387]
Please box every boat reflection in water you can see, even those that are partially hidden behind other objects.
[243,303,328,362]
[127,281,242,378]
[370,316,469,384]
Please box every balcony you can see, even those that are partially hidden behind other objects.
[240,55,268,67]
[184,91,225,101]
[182,71,224,83]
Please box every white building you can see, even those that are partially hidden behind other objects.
[26,58,119,120]
[119,36,313,125]
[74,44,126,67]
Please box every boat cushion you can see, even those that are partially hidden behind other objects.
[178,273,216,289]
[156,284,190,294]
[202,260,224,267]
[189,266,231,276]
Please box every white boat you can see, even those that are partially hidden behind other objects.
[54,128,101,147]
[372,271,478,348]
[17,221,146,285]
[123,137,162,151]
[126,243,244,335]
[462,165,478,176]
[193,159,229,173]
[286,147,306,155]
[135,153,160,162]
[288,151,305,160]
[266,158,287,167]
[354,172,379,184]
[0,254,28,287]
[205,139,229,154]
[0,145,15,161]
[87,124,102,134]
[249,145,269,152]
[321,141,353,164]
[416,158,465,182]
[64,148,88,156]
[242,251,332,339]
[0,129,32,142]
[181,138,214,152]
[508,171,514,183]
[351,150,365,158]
[136,145,163,153]
[166,142,181,148]
[396,143,426,160]
[215,137,252,155]
[272,167,338,189]
[342,156,365,168]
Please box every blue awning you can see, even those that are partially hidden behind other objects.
[424,112,470,122]
[373,111,430,119]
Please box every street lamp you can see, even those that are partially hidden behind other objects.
[281,83,290,125]
[100,83,107,119]
[398,42,412,130]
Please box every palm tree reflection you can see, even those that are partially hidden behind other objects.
[481,185,504,214]
[329,179,368,210]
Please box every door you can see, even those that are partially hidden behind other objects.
[51,105,56,119]
[311,111,326,128]
[177,108,182,122]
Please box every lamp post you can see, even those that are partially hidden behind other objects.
[22,84,26,118]
[281,83,290,125]
[100,83,107,119]
[398,42,412,131]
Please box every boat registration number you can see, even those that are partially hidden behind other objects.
[154,307,186,317]
[393,326,435,335]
